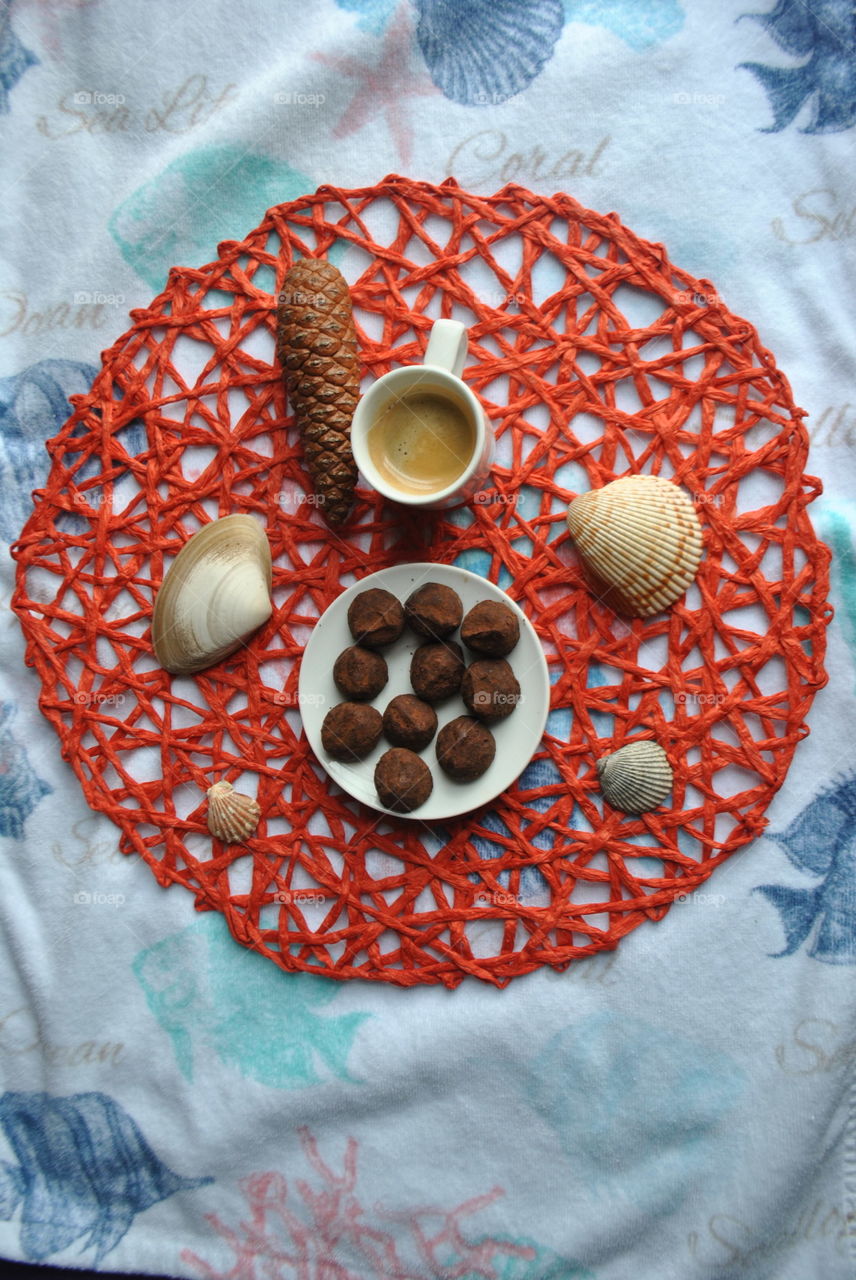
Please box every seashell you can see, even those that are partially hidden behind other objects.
[414,0,564,107]
[596,740,673,814]
[206,781,260,843]
[152,515,273,675]
[566,475,703,617]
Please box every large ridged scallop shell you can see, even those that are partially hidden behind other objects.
[152,515,273,675]
[596,740,673,814]
[566,475,703,617]
[206,781,260,843]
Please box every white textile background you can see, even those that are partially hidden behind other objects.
[0,1,854,1277]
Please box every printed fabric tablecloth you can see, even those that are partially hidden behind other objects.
[1,1,855,1277]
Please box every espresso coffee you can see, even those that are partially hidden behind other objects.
[366,390,476,494]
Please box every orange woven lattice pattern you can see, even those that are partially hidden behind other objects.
[12,177,831,988]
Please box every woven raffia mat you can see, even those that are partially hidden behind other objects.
[12,177,832,988]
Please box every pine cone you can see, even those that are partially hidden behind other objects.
[276,258,360,529]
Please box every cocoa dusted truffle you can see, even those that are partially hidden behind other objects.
[436,715,496,782]
[321,702,383,762]
[461,599,520,657]
[333,645,388,701]
[410,641,465,702]
[461,658,521,723]
[374,747,433,812]
[404,582,463,639]
[382,694,438,751]
[347,587,405,649]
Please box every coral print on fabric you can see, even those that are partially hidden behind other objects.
[314,5,440,166]
[740,0,856,132]
[0,360,98,543]
[0,1092,211,1264]
[181,1126,595,1280]
[756,775,856,963]
[0,702,51,840]
[0,3,37,113]
[132,914,369,1088]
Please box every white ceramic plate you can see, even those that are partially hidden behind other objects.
[298,563,550,821]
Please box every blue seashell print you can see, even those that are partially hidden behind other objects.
[564,0,684,52]
[0,359,98,543]
[133,913,369,1088]
[817,502,856,692]
[335,0,399,34]
[109,147,314,290]
[739,0,856,132]
[528,1011,742,1216]
[0,2,38,114]
[0,1091,211,1263]
[756,774,856,963]
[414,0,565,106]
[464,1235,595,1279]
[0,702,51,840]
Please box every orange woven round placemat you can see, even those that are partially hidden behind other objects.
[12,176,831,988]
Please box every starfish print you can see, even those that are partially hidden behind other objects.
[313,2,439,165]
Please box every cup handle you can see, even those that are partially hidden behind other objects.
[422,319,468,378]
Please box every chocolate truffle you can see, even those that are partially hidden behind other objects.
[410,641,465,702]
[404,582,463,639]
[382,694,438,751]
[461,599,520,657]
[436,715,496,782]
[374,747,433,812]
[347,587,405,649]
[321,702,383,762]
[333,645,388,701]
[461,658,521,723]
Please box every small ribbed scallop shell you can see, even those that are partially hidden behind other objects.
[566,475,703,617]
[596,741,673,814]
[206,781,260,843]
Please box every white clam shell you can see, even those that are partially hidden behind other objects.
[596,740,673,814]
[206,781,260,843]
[152,515,273,675]
[566,475,703,617]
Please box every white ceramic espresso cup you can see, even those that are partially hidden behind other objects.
[350,319,495,510]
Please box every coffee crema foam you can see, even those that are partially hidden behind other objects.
[367,391,475,494]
